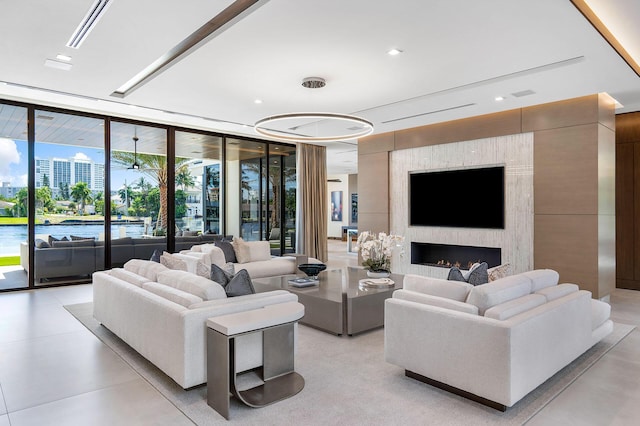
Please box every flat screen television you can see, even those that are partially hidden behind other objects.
[409,166,505,229]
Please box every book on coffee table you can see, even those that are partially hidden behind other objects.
[288,277,319,288]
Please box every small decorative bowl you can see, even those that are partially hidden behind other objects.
[298,263,327,279]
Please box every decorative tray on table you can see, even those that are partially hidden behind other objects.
[358,278,395,289]
[288,277,319,288]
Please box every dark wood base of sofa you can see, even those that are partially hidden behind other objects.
[405,370,507,412]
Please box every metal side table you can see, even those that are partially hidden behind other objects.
[206,302,305,420]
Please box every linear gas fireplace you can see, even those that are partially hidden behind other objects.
[411,242,501,269]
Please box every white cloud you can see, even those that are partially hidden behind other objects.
[73,152,90,161]
[0,138,21,177]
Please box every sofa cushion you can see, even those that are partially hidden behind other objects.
[466,274,532,315]
[150,249,162,263]
[160,252,188,271]
[51,239,94,248]
[468,262,489,286]
[156,269,227,300]
[169,252,210,278]
[142,282,204,307]
[233,238,271,264]
[536,283,579,302]
[487,263,511,282]
[522,269,560,292]
[393,290,478,315]
[484,294,547,320]
[198,244,227,267]
[123,259,169,281]
[216,241,237,263]
[210,264,255,297]
[403,274,473,302]
[234,257,298,280]
[591,299,611,331]
[447,267,466,282]
[35,238,50,248]
[109,268,151,287]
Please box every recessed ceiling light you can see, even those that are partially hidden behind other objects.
[56,54,72,62]
[44,59,72,71]
[495,96,505,101]
[254,99,263,104]
[388,48,403,56]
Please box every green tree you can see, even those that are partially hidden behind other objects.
[174,189,187,218]
[58,182,70,200]
[12,188,28,217]
[118,184,133,208]
[176,165,195,191]
[70,182,92,214]
[36,186,55,212]
[110,151,189,233]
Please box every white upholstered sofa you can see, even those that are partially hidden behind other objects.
[384,269,612,410]
[93,259,298,389]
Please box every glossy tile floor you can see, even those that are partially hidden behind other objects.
[0,240,637,425]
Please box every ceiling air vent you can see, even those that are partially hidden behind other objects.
[66,0,113,49]
[511,89,536,98]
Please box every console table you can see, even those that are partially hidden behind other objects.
[206,302,305,420]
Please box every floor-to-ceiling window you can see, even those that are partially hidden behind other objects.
[0,104,28,290]
[110,122,168,266]
[0,99,297,290]
[174,130,223,236]
[34,110,105,286]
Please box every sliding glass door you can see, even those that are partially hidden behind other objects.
[0,104,28,290]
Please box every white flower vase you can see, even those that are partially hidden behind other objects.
[367,270,391,278]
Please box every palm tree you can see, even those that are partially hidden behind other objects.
[111,151,189,232]
[118,183,133,208]
[134,176,152,193]
[176,165,195,191]
[70,181,92,214]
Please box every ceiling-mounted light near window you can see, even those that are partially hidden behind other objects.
[254,99,263,104]
[56,54,72,62]
[495,96,505,101]
[44,59,73,71]
[387,48,403,56]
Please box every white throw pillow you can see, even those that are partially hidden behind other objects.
[156,269,227,301]
[199,244,227,267]
[160,252,188,271]
[487,263,511,282]
[232,237,271,264]
[142,282,203,307]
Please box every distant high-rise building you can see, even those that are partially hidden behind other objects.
[34,156,105,194]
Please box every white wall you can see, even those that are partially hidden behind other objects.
[390,133,534,278]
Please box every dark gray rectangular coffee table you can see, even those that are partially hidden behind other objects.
[253,267,403,336]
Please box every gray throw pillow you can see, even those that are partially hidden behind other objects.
[210,264,254,297]
[468,262,489,286]
[447,267,466,282]
[35,238,50,248]
[150,249,162,263]
[215,241,237,263]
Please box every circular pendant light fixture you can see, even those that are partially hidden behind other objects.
[254,77,374,142]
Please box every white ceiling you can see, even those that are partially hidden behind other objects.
[1,0,639,175]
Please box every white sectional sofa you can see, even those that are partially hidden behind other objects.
[93,259,299,389]
[178,240,322,279]
[384,269,612,410]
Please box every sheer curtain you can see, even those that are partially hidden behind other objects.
[296,143,328,262]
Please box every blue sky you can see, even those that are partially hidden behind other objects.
[0,137,136,191]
